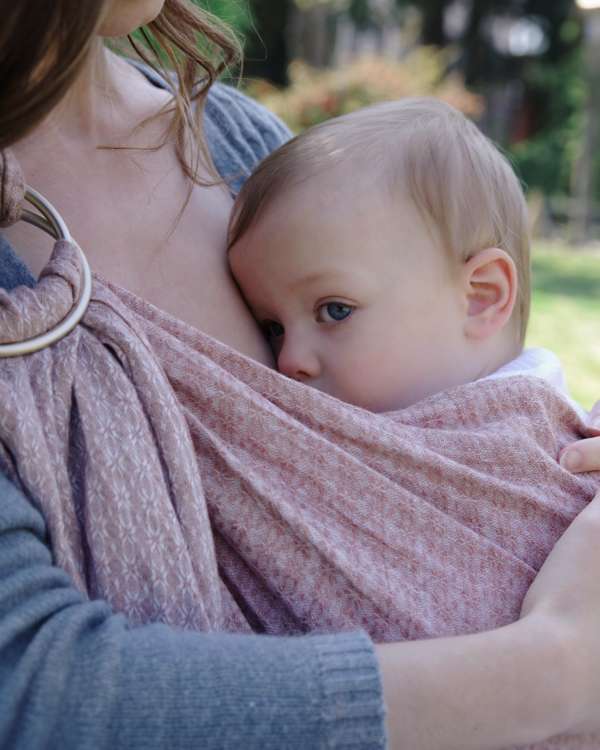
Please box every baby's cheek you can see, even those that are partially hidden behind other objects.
[345,336,428,412]
[333,348,394,412]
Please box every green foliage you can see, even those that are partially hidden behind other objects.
[509,51,584,199]
[190,0,253,35]
[127,1,250,70]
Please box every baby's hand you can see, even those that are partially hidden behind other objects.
[559,401,600,473]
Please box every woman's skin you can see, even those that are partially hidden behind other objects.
[5,33,273,365]
[380,488,600,747]
[4,0,600,746]
[561,401,600,472]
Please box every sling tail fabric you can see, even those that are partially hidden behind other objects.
[1,241,599,749]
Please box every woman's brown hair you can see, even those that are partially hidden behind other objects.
[0,0,105,149]
[0,0,241,183]
[130,0,242,184]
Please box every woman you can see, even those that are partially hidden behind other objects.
[1,1,600,747]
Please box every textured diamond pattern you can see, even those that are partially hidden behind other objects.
[1,241,600,749]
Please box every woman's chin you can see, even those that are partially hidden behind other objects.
[98,0,166,37]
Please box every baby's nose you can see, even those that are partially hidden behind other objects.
[277,337,321,382]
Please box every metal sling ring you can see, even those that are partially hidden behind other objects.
[0,187,92,358]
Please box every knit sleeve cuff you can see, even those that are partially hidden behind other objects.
[313,630,387,749]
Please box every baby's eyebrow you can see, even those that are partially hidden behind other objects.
[289,269,342,292]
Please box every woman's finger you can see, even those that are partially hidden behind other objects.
[559,437,600,473]
[589,400,600,432]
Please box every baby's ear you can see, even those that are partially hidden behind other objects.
[461,247,517,341]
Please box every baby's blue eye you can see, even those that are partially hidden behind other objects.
[317,302,354,323]
[263,320,284,339]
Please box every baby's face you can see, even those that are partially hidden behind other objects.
[229,181,468,412]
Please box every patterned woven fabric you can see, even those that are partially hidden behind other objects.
[0,240,81,343]
[1,240,599,748]
[0,150,24,228]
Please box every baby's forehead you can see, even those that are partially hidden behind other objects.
[235,189,448,278]
[261,160,404,224]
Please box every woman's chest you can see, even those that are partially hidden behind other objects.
[5,153,272,364]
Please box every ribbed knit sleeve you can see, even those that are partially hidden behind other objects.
[0,473,386,749]
[0,234,35,289]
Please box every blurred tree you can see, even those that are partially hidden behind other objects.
[392,0,585,209]
[510,53,584,201]
[242,0,294,85]
[393,0,580,87]
[194,0,590,215]
[347,0,372,29]
[570,6,600,242]
[240,0,347,84]
[409,0,448,46]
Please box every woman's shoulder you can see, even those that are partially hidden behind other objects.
[129,59,292,193]
[204,82,292,193]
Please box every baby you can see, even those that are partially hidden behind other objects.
[227,97,545,412]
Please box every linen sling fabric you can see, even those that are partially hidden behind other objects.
[0,240,238,629]
[1,238,599,749]
[0,79,389,749]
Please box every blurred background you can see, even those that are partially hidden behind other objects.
[197,0,599,407]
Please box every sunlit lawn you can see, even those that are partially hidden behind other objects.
[527,242,600,411]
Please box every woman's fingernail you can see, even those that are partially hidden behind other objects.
[560,448,583,472]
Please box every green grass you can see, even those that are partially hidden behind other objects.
[526,242,600,410]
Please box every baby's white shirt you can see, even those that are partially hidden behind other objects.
[485,347,587,420]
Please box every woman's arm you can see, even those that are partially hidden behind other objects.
[380,489,600,749]
[379,617,567,750]
[0,474,385,750]
[5,472,600,750]
[381,389,600,747]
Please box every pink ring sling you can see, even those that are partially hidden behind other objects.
[0,151,599,748]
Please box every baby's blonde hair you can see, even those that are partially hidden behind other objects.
[229,97,531,344]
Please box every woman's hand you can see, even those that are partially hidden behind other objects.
[379,490,600,750]
[520,488,600,736]
[559,400,600,472]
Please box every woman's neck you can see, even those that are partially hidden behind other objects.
[19,42,171,151]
